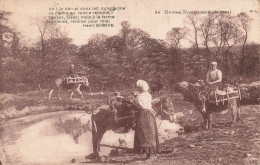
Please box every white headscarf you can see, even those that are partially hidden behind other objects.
[211,61,217,66]
[136,80,149,92]
[136,80,153,114]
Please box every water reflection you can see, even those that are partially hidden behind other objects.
[0,112,181,165]
[52,117,89,144]
[1,112,92,165]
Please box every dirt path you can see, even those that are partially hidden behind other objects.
[154,104,260,165]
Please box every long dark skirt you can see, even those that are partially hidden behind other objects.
[134,110,160,154]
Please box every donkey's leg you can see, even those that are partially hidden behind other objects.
[236,99,241,122]
[76,84,84,100]
[92,131,99,158]
[91,116,99,159]
[231,110,237,128]
[207,113,213,129]
[200,107,212,130]
[230,99,237,128]
[96,129,106,152]
[204,115,209,129]
[70,91,74,99]
[197,105,208,129]
[77,90,85,100]
[92,120,99,158]
[91,116,107,160]
[201,112,209,129]
[92,129,106,160]
[48,89,54,100]
[58,88,63,100]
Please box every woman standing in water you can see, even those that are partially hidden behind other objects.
[133,79,160,161]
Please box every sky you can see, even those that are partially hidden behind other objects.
[0,0,259,46]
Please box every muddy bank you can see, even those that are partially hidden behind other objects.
[156,105,260,165]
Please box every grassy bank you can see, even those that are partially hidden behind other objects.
[0,89,109,121]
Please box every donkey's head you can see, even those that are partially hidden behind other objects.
[174,81,207,112]
[82,76,89,86]
[152,95,176,122]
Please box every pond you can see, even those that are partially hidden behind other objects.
[0,111,181,165]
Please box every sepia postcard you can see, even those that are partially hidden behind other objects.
[0,0,259,164]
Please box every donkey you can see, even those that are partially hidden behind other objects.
[87,96,175,160]
[174,81,241,129]
[48,76,89,100]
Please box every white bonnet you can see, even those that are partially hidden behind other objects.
[211,61,217,66]
[136,80,149,92]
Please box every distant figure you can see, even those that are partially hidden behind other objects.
[68,64,76,78]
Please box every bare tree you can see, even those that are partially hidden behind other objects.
[47,24,67,39]
[119,21,150,51]
[120,21,131,51]
[200,13,219,67]
[237,12,251,74]
[219,15,243,74]
[33,17,68,58]
[10,30,20,56]
[210,15,242,71]
[166,27,187,80]
[125,28,150,50]
[210,14,226,60]
[166,27,187,49]
[34,17,49,54]
[185,14,201,54]
[200,14,243,73]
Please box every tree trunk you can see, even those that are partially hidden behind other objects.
[224,53,229,76]
[194,30,199,55]
[0,32,4,92]
[240,44,245,74]
[240,31,247,74]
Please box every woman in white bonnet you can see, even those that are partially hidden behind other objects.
[206,61,222,86]
[133,79,160,161]
[202,61,223,93]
